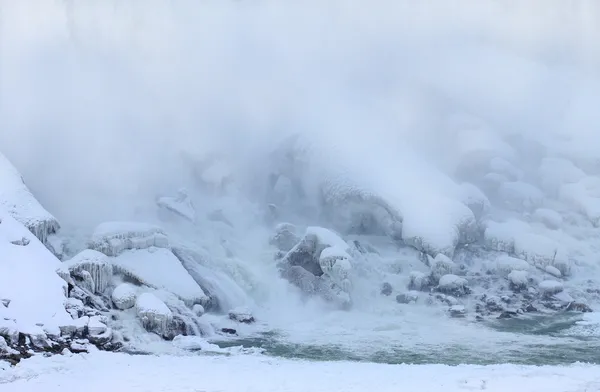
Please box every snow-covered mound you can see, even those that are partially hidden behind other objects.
[110,247,209,306]
[0,209,71,331]
[111,283,137,310]
[89,222,169,257]
[135,292,173,336]
[0,153,60,243]
[156,188,196,222]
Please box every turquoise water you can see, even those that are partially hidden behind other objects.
[211,314,600,365]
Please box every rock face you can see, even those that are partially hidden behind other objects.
[277,226,353,308]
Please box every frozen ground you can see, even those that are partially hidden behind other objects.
[1,351,600,392]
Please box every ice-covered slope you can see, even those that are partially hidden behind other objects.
[0,153,60,244]
[0,208,71,329]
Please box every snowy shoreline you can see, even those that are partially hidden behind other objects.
[1,351,599,392]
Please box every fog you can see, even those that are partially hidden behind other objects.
[1,0,600,227]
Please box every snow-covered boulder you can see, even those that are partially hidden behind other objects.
[59,249,113,294]
[494,255,530,277]
[402,197,477,258]
[110,248,209,306]
[545,265,562,278]
[538,280,564,296]
[484,220,527,253]
[192,304,205,316]
[513,233,570,276]
[437,274,469,296]
[429,254,457,283]
[0,209,71,333]
[533,208,563,230]
[0,152,60,243]
[156,188,196,222]
[507,270,528,290]
[318,246,353,293]
[89,222,169,257]
[111,283,137,310]
[408,271,431,291]
[269,222,300,252]
[136,293,173,336]
[457,183,490,220]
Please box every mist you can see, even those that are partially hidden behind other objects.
[1,0,600,228]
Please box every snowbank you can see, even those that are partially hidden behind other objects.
[0,153,60,243]
[0,209,71,330]
[3,351,600,391]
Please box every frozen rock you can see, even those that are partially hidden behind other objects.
[111,283,137,310]
[228,307,255,324]
[89,221,169,257]
[70,339,89,353]
[430,254,457,283]
[20,325,49,349]
[448,305,466,318]
[65,298,85,319]
[408,271,431,291]
[380,282,393,296]
[484,220,528,253]
[73,316,89,337]
[0,318,19,344]
[0,152,60,243]
[513,233,570,276]
[508,270,529,290]
[110,248,208,306]
[269,223,300,252]
[319,246,353,293]
[458,182,490,220]
[156,188,196,222]
[545,265,562,278]
[539,157,586,196]
[552,291,574,304]
[560,179,600,227]
[136,293,172,335]
[495,255,530,277]
[438,274,469,296]
[0,336,18,355]
[396,291,419,304]
[87,316,107,335]
[61,249,113,294]
[538,280,564,296]
[192,304,205,316]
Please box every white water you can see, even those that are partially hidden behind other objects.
[2,1,600,363]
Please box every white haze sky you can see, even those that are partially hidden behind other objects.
[1,0,600,226]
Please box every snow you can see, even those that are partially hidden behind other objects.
[89,222,169,257]
[2,352,600,392]
[305,226,348,250]
[110,247,208,305]
[507,270,528,287]
[533,208,563,230]
[111,283,137,310]
[156,188,196,222]
[498,181,544,210]
[538,280,564,296]
[438,274,468,291]
[0,209,71,331]
[0,153,60,244]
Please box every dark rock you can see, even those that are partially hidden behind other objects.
[524,304,538,313]
[497,311,518,319]
[228,308,255,324]
[485,297,505,313]
[221,328,237,335]
[381,282,393,296]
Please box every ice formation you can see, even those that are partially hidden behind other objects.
[111,283,137,310]
[89,222,169,257]
[0,153,60,244]
[156,188,196,222]
[59,249,114,294]
[110,247,209,306]
[135,293,173,336]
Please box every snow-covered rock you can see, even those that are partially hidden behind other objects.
[507,270,528,290]
[408,271,430,291]
[156,188,196,222]
[457,183,490,220]
[538,157,586,196]
[110,248,208,306]
[60,249,113,294]
[538,280,564,296]
[89,222,169,257]
[228,307,255,324]
[269,222,300,252]
[545,265,562,278]
[430,254,457,283]
[402,197,477,258]
[438,274,469,296]
[560,178,600,227]
[318,246,353,293]
[192,304,205,316]
[111,283,137,310]
[136,293,173,336]
[172,335,219,351]
[513,233,570,276]
[494,255,530,277]
[533,208,563,230]
[498,181,544,210]
[0,152,60,243]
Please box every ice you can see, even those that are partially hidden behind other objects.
[533,208,563,230]
[171,335,219,351]
[0,209,71,332]
[136,292,173,335]
[318,246,353,293]
[538,157,586,196]
[494,255,530,276]
[110,248,208,306]
[111,283,137,310]
[559,179,600,227]
[89,222,169,257]
[156,188,196,222]
[0,152,60,244]
[430,254,457,283]
[498,181,545,211]
[60,249,114,294]
[305,226,349,250]
[457,182,490,220]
